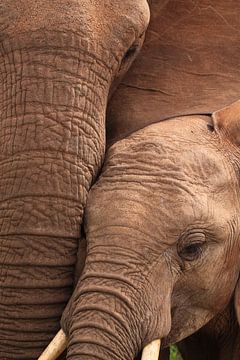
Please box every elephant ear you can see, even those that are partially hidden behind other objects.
[213,100,240,325]
[212,100,240,146]
[235,279,240,325]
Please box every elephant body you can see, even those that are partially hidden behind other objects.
[107,5,240,355]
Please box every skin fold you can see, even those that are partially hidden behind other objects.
[69,112,240,359]
[0,1,150,359]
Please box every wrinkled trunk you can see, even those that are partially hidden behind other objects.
[0,30,110,359]
[64,266,143,359]
[62,238,171,360]
[61,169,174,359]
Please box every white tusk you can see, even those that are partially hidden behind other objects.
[38,329,67,360]
[141,339,161,360]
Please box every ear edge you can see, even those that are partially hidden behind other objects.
[212,100,240,147]
[234,279,240,325]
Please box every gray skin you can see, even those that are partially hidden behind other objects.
[0,1,149,359]
[64,109,240,359]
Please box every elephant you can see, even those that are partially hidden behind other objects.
[59,102,240,360]
[0,1,150,359]
[2,0,240,359]
[57,102,240,360]
[49,0,240,359]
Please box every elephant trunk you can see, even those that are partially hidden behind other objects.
[61,243,171,360]
[42,333,162,360]
[64,271,142,359]
[0,30,111,358]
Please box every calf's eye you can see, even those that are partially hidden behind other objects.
[178,242,204,262]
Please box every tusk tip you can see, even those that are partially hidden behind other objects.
[141,339,161,360]
[38,329,67,360]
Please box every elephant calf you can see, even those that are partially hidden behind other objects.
[60,101,240,359]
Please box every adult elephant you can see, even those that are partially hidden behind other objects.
[0,1,150,359]
[45,0,240,359]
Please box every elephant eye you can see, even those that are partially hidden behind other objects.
[178,242,204,262]
[123,44,138,61]
[122,32,145,63]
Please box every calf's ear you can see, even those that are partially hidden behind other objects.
[234,280,240,325]
[212,100,240,146]
[213,100,240,325]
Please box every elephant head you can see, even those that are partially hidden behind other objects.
[0,1,150,358]
[58,101,240,359]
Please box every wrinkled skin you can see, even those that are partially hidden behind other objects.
[0,1,150,358]
[2,1,240,359]
[67,112,240,359]
[104,0,240,358]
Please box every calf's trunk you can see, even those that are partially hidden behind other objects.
[61,241,171,360]
[64,270,142,359]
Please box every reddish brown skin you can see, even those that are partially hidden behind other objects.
[0,1,149,359]
[107,0,240,145]
[76,114,240,360]
[2,1,240,359]
[105,1,240,358]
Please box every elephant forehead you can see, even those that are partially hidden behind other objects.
[87,120,238,243]
[86,172,236,250]
[2,0,149,46]
[104,118,236,195]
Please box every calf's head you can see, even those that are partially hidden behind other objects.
[63,102,240,359]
